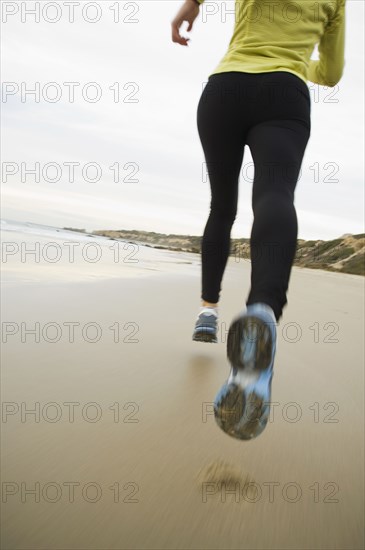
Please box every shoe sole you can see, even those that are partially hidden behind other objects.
[214,314,275,440]
[227,316,273,371]
[214,383,270,440]
[192,330,217,343]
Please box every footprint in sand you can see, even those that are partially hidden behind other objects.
[196,459,256,501]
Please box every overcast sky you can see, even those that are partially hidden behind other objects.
[1,0,364,240]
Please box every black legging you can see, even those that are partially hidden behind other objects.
[197,71,311,321]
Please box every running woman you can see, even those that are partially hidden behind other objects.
[171,0,346,439]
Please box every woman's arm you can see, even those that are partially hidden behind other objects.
[307,0,346,87]
[171,0,200,46]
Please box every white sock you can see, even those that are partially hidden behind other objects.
[198,305,218,318]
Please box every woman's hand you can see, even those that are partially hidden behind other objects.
[171,0,200,46]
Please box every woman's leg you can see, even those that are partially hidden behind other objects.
[245,118,311,321]
[197,75,246,305]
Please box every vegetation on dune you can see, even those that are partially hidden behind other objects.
[64,227,365,276]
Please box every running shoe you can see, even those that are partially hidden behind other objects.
[192,309,218,343]
[213,303,277,439]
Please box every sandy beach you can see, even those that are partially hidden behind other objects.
[1,221,364,549]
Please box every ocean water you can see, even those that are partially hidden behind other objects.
[0,219,201,284]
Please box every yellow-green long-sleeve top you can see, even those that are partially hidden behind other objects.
[195,0,346,87]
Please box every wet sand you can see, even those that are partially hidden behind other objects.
[1,227,364,549]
